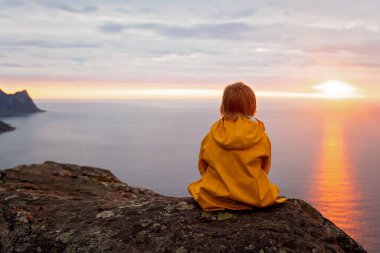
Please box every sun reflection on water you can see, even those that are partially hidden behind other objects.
[310,115,362,242]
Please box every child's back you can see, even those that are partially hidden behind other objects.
[188,82,286,211]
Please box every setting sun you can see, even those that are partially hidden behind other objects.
[314,80,362,99]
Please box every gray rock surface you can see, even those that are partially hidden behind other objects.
[0,89,44,116]
[0,161,367,253]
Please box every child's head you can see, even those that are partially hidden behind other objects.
[220,82,257,120]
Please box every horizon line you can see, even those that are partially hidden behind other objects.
[1,87,369,100]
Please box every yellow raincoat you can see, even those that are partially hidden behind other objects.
[188,116,286,211]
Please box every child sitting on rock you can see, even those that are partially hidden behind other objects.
[188,82,286,211]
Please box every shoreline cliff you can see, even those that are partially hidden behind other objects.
[0,89,44,134]
[0,162,367,253]
[0,89,44,117]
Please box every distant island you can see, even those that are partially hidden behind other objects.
[0,89,44,116]
[0,120,15,134]
[0,89,44,134]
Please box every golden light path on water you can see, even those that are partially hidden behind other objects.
[309,113,362,242]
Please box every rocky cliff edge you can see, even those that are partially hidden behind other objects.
[0,162,366,253]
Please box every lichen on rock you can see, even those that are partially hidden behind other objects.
[0,161,367,253]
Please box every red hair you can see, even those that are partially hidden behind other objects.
[220,82,257,120]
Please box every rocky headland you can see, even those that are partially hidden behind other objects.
[0,120,15,134]
[0,89,44,116]
[0,162,366,253]
[0,89,44,134]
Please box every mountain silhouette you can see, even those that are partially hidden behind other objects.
[0,89,44,116]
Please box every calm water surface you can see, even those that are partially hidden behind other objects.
[0,99,379,252]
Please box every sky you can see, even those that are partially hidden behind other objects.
[0,0,379,99]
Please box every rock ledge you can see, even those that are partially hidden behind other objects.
[0,162,366,253]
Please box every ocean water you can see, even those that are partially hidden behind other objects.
[0,99,379,252]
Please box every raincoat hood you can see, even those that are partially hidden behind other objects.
[211,116,266,150]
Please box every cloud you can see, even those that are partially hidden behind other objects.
[37,1,98,13]
[98,22,126,33]
[158,22,254,39]
[308,41,380,55]
[0,0,97,13]
[0,63,25,68]
[71,58,86,65]
[99,21,256,40]
[0,39,99,49]
[0,0,25,8]
[1,0,380,91]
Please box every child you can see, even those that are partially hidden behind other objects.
[188,82,286,211]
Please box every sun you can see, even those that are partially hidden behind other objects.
[313,80,361,99]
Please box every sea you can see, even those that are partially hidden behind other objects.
[0,98,379,252]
